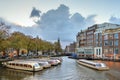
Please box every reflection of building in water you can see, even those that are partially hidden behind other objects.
[1,68,34,80]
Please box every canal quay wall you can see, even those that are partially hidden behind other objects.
[68,56,120,62]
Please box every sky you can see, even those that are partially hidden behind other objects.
[0,0,120,48]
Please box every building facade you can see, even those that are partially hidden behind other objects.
[65,42,76,53]
[76,25,97,58]
[102,28,120,60]
[94,23,120,59]
[76,23,120,59]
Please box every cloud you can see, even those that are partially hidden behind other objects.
[85,15,97,27]
[0,17,42,38]
[36,4,74,41]
[109,16,120,24]
[30,7,41,18]
[30,7,41,23]
[34,4,96,42]
[0,17,12,25]
[0,4,97,48]
[70,13,85,29]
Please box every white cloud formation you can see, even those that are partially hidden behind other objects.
[0,4,97,48]
[109,16,120,24]
[32,4,96,42]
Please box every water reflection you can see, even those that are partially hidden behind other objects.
[0,57,120,80]
[0,68,34,80]
[104,61,120,72]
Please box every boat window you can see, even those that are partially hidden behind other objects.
[16,64,19,66]
[34,64,39,67]
[28,65,32,68]
[96,64,101,67]
[20,64,23,66]
[39,63,43,66]
[24,64,27,67]
[12,63,15,65]
[100,63,106,67]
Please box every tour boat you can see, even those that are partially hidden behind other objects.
[38,61,51,68]
[47,59,60,66]
[77,59,109,71]
[27,59,51,68]
[50,57,63,63]
[2,60,43,72]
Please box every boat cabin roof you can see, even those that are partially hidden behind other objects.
[79,59,105,65]
[7,60,39,66]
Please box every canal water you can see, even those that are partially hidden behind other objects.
[0,57,120,80]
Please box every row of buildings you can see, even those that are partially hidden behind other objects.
[76,23,120,60]
[65,23,120,60]
[65,42,76,53]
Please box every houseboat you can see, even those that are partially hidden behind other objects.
[77,59,109,71]
[2,60,43,72]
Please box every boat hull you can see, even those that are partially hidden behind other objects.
[2,61,43,72]
[77,60,109,71]
[5,65,43,72]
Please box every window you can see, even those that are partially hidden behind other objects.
[95,34,99,42]
[104,49,108,54]
[99,43,102,47]
[99,49,101,55]
[114,48,119,54]
[109,40,113,46]
[104,41,109,46]
[85,49,93,54]
[34,64,39,67]
[114,33,119,39]
[104,40,113,46]
[28,65,32,68]
[96,49,98,55]
[87,31,93,35]
[114,40,119,46]
[104,35,108,40]
[109,48,113,54]
[95,42,98,47]
[99,34,102,41]
[109,34,113,39]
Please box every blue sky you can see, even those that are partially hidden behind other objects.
[1,0,120,26]
[0,0,120,48]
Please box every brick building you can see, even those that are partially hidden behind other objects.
[76,23,120,59]
[65,42,76,53]
[102,28,120,60]
[76,25,97,58]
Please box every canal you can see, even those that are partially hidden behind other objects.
[0,57,120,80]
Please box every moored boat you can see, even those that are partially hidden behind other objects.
[50,57,63,63]
[38,61,51,68]
[26,59,51,68]
[77,59,109,71]
[2,60,43,72]
[47,60,59,66]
